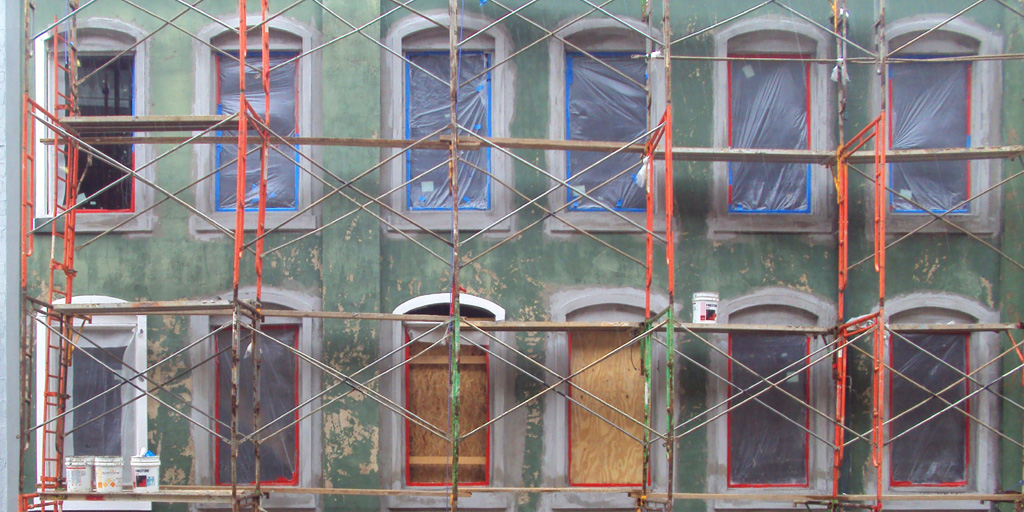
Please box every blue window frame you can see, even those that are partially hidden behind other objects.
[727,57,812,214]
[889,60,970,214]
[405,51,492,211]
[215,52,300,212]
[565,52,646,212]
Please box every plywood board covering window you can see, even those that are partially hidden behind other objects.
[406,341,489,485]
[569,330,644,485]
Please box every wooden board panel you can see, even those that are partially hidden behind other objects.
[569,330,644,485]
[407,341,488,484]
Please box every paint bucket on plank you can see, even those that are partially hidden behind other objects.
[692,292,719,323]
[93,456,123,493]
[64,456,93,492]
[130,455,160,493]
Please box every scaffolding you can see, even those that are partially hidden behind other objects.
[15,0,1024,512]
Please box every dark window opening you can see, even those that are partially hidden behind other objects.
[215,325,299,485]
[890,332,968,486]
[69,345,127,456]
[76,55,134,212]
[727,334,810,486]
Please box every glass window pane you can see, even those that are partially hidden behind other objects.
[76,55,134,211]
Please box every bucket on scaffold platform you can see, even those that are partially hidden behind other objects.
[93,456,123,493]
[131,454,160,493]
[692,292,719,323]
[64,456,93,492]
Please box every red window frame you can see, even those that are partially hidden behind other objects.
[726,334,811,488]
[726,54,812,210]
[888,332,970,488]
[403,332,491,487]
[887,60,972,214]
[567,332,648,487]
[213,324,300,486]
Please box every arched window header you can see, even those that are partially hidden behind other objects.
[393,293,505,321]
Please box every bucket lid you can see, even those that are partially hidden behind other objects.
[130,455,160,463]
[93,456,122,465]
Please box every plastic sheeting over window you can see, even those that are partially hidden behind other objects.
[890,62,970,213]
[891,332,968,485]
[69,332,132,457]
[217,53,299,210]
[406,52,491,210]
[566,54,646,211]
[728,60,810,213]
[728,334,809,486]
[76,55,134,211]
[216,326,299,485]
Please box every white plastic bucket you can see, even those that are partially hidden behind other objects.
[64,456,93,492]
[93,456,123,493]
[130,456,160,493]
[692,292,719,324]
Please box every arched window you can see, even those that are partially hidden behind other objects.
[883,16,1002,235]
[546,19,666,233]
[708,288,834,507]
[379,293,515,511]
[881,293,999,508]
[710,17,833,236]
[382,12,514,233]
[189,287,321,510]
[192,16,320,234]
[543,288,669,511]
[35,296,148,511]
[34,19,155,233]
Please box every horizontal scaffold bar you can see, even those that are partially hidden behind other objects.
[50,116,1024,164]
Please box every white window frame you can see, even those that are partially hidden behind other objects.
[191,15,321,236]
[379,293,515,512]
[541,288,670,511]
[874,293,999,511]
[188,287,322,511]
[34,19,155,233]
[710,17,833,237]
[707,288,835,511]
[546,18,666,234]
[34,296,148,511]
[878,16,1002,236]
[381,11,514,234]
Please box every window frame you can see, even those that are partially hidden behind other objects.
[542,288,670,510]
[546,18,666,234]
[192,15,321,235]
[710,17,833,236]
[34,296,148,511]
[707,288,835,509]
[189,287,322,511]
[379,293,515,511]
[34,19,155,233]
[877,293,999,511]
[878,16,1003,236]
[382,12,513,234]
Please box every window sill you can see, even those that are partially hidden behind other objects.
[707,212,834,238]
[383,209,513,234]
[883,212,1000,237]
[190,210,319,235]
[34,211,155,234]
[546,209,666,235]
